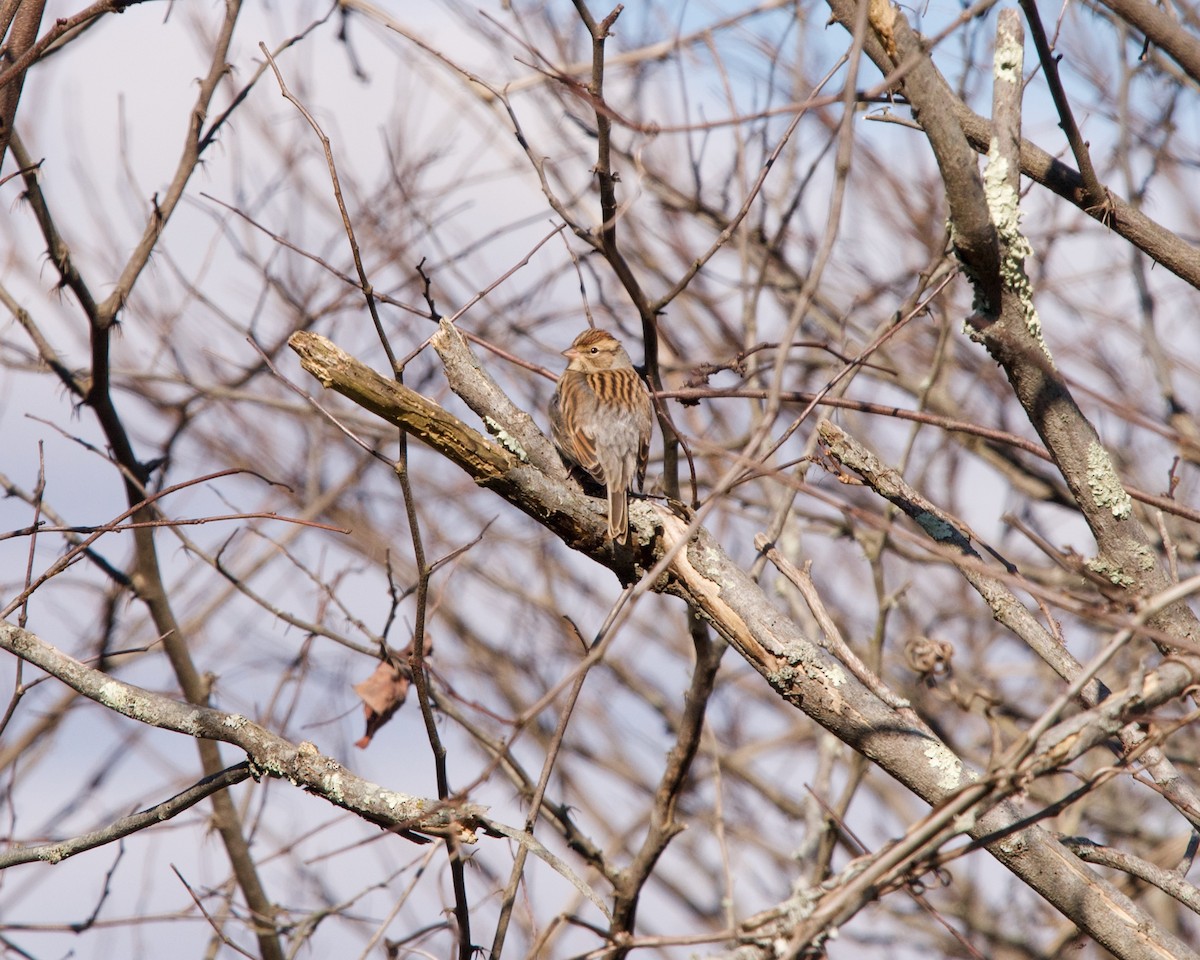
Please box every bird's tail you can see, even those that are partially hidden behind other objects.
[608,487,629,543]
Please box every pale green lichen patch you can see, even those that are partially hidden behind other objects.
[98,680,132,713]
[323,768,346,803]
[770,664,799,688]
[380,789,422,813]
[819,660,846,688]
[1086,556,1134,588]
[924,741,966,791]
[983,140,1050,359]
[97,679,183,730]
[993,30,1023,84]
[1133,543,1156,571]
[378,789,443,827]
[223,714,247,729]
[483,417,528,461]
[1086,442,1132,519]
[949,218,991,325]
[984,147,1025,255]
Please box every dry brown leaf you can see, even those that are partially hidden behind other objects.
[352,636,432,748]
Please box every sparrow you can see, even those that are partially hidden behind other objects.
[549,328,653,543]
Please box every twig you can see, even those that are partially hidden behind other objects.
[258,41,396,372]
[488,613,623,959]
[0,765,253,868]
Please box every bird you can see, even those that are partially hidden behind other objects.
[549,328,654,544]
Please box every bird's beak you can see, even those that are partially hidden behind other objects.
[562,346,579,360]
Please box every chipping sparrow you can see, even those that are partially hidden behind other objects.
[549,328,653,543]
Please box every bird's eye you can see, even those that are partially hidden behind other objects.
[589,346,599,354]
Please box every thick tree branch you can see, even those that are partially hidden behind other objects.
[0,0,43,170]
[883,12,1002,313]
[824,0,1200,290]
[832,0,1200,650]
[288,326,1200,960]
[819,418,1200,830]
[0,621,484,840]
[1093,0,1200,85]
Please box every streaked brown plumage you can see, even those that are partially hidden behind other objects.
[549,328,653,543]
